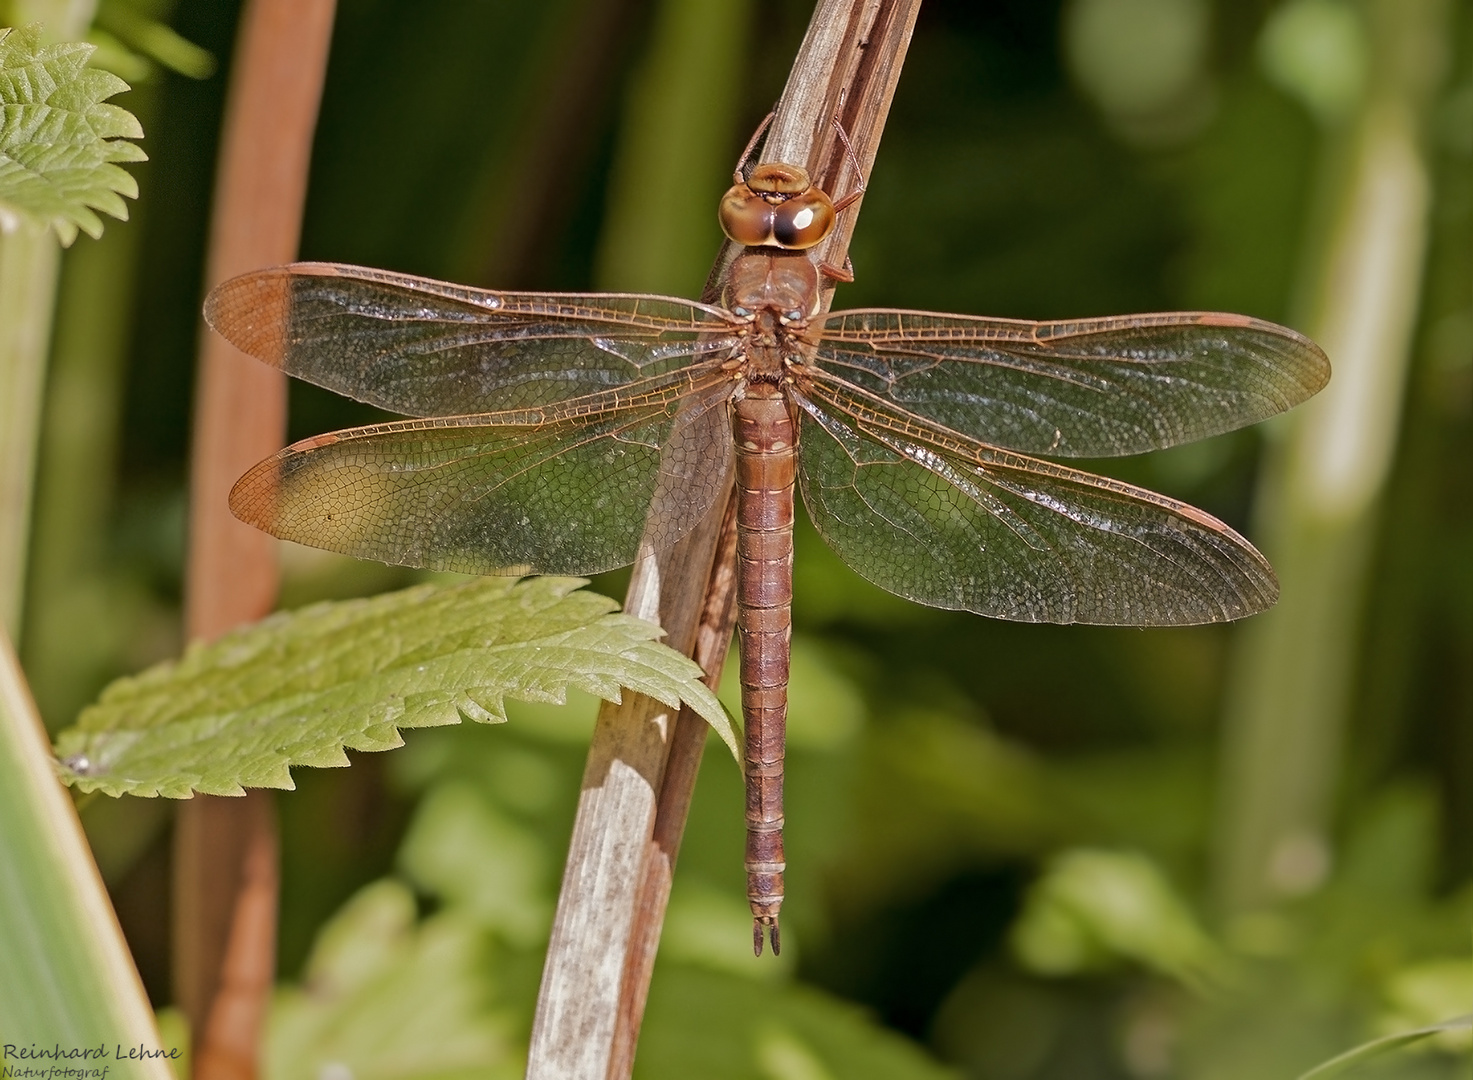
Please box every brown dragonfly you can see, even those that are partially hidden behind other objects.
[205,149,1328,957]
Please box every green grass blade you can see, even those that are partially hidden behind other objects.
[1294,1014,1473,1080]
[53,577,736,799]
[0,631,171,1069]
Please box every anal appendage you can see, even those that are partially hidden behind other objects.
[753,915,781,957]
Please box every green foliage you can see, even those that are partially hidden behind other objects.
[1010,849,1222,984]
[396,781,552,947]
[256,708,957,1080]
[1258,0,1368,126]
[267,881,522,1080]
[53,576,734,799]
[0,24,145,244]
[636,966,960,1079]
[92,0,216,81]
[1293,1015,1473,1080]
[1377,962,1473,1053]
[9,0,1469,1073]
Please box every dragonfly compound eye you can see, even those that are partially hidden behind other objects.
[719,184,778,246]
[771,190,835,249]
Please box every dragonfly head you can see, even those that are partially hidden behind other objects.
[719,162,836,251]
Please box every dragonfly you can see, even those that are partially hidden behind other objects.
[204,137,1329,957]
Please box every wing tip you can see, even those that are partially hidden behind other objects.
[204,267,294,367]
[228,451,284,533]
[1196,311,1332,400]
[1300,337,1333,397]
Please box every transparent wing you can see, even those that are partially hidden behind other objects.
[810,309,1329,457]
[229,370,734,576]
[205,262,743,416]
[792,378,1277,626]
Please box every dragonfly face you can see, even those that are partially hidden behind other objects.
[204,149,1329,960]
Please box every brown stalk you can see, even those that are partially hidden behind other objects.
[527,2,921,1076]
[174,2,336,1077]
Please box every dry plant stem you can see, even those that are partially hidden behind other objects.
[174,794,279,1078]
[606,490,740,1080]
[174,1,336,1076]
[527,1,919,1076]
[528,480,731,1080]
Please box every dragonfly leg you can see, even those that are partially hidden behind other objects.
[819,256,855,283]
[827,116,868,213]
[733,110,777,184]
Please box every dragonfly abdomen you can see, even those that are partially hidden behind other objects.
[733,390,796,957]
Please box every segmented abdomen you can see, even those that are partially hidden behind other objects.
[732,388,796,956]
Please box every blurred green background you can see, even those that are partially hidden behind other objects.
[11,0,1471,1076]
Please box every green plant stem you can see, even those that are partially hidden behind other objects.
[0,629,169,1067]
[22,70,162,733]
[21,166,150,732]
[0,228,61,641]
[1212,0,1451,917]
[0,2,102,642]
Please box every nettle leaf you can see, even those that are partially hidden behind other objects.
[53,576,735,798]
[0,24,146,244]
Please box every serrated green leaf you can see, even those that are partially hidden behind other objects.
[53,576,736,798]
[1293,1015,1473,1079]
[0,24,146,244]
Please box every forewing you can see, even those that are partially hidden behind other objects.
[811,309,1328,457]
[205,262,742,417]
[229,372,734,576]
[792,382,1276,626]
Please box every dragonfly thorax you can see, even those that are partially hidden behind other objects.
[723,251,820,326]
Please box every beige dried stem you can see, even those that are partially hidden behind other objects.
[175,1,336,1077]
[527,1,922,1076]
